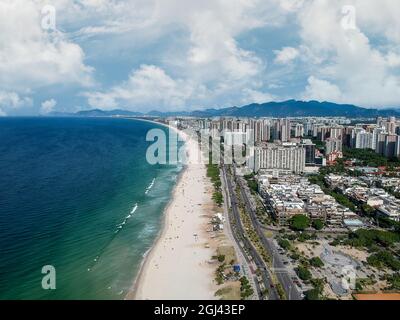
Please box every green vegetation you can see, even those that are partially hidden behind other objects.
[215,263,226,285]
[239,276,254,299]
[290,252,301,261]
[305,278,325,300]
[207,163,223,206]
[207,163,221,188]
[309,257,324,268]
[312,219,325,231]
[376,216,400,232]
[296,265,312,281]
[305,288,321,300]
[244,173,258,193]
[216,246,237,266]
[275,283,287,300]
[346,229,400,248]
[355,277,376,292]
[308,174,356,212]
[312,139,325,149]
[361,204,375,217]
[290,214,310,231]
[212,192,223,206]
[386,273,400,290]
[343,147,400,167]
[235,186,271,265]
[217,254,226,263]
[281,231,317,243]
[367,250,400,271]
[327,190,357,212]
[297,232,317,242]
[278,238,291,250]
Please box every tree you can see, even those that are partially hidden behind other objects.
[278,238,291,250]
[290,214,310,231]
[312,219,324,231]
[361,204,375,217]
[212,191,223,206]
[217,254,225,263]
[309,257,324,268]
[296,265,312,281]
[305,288,321,300]
[367,250,400,271]
[387,273,400,290]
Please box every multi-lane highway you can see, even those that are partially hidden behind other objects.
[221,164,280,300]
[234,167,303,300]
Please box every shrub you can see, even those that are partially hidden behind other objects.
[296,265,312,281]
[309,257,324,268]
[290,214,310,231]
[278,238,291,250]
[217,254,226,263]
[367,250,400,271]
[312,219,324,231]
[305,288,321,300]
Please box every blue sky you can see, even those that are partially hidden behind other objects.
[1,0,400,116]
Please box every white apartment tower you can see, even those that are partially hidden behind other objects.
[252,144,306,173]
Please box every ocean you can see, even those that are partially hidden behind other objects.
[0,117,183,299]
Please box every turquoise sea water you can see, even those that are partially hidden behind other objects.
[0,117,182,299]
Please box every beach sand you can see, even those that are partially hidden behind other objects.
[127,128,218,300]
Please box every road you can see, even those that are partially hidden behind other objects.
[234,166,303,300]
[220,167,260,300]
[221,164,280,300]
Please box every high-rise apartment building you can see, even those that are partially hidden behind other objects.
[252,143,305,173]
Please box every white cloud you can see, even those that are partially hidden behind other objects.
[54,0,295,109]
[296,0,400,107]
[302,76,343,102]
[352,0,400,44]
[386,52,400,68]
[0,91,33,116]
[84,65,206,112]
[0,0,93,93]
[274,47,299,64]
[278,0,305,12]
[4,0,400,112]
[241,88,277,104]
[41,99,57,114]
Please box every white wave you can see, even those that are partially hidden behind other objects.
[130,203,138,214]
[145,178,156,195]
[115,203,138,232]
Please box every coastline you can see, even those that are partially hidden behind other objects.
[125,119,218,300]
[126,161,187,299]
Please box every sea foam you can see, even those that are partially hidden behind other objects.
[145,178,155,195]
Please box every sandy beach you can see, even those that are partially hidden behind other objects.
[127,125,218,300]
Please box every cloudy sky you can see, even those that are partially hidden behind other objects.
[1,0,400,115]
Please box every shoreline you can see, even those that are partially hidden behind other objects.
[125,119,217,300]
[126,162,187,299]
[125,118,186,299]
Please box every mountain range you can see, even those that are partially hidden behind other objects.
[49,100,400,118]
